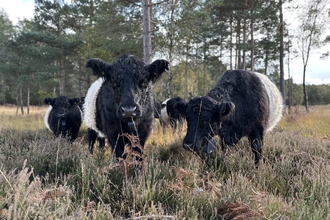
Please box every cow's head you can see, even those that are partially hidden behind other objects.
[44,96,80,120]
[174,96,234,152]
[86,54,169,120]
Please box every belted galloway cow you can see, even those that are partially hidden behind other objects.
[83,54,169,159]
[174,70,283,166]
[44,95,83,142]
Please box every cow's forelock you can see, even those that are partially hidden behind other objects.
[107,56,154,120]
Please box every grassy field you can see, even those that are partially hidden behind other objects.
[0,105,330,219]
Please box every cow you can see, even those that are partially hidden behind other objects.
[44,95,83,143]
[83,54,169,159]
[159,97,185,129]
[174,70,283,166]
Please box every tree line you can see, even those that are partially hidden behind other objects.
[0,0,329,114]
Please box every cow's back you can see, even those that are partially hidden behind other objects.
[252,72,284,132]
[212,70,270,130]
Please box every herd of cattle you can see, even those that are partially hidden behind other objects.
[44,54,283,166]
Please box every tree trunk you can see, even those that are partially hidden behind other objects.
[303,65,309,112]
[166,0,176,99]
[229,16,233,69]
[16,94,19,116]
[287,44,292,114]
[59,69,65,95]
[19,85,24,115]
[250,3,255,71]
[27,84,30,115]
[236,18,241,69]
[142,0,152,64]
[264,36,269,74]
[184,43,189,100]
[279,0,285,109]
[242,15,246,70]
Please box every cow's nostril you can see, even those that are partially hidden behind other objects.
[121,106,137,118]
[57,113,66,118]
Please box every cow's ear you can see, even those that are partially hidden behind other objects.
[173,101,188,116]
[44,98,54,106]
[213,102,234,121]
[147,59,169,82]
[86,58,112,77]
[69,98,80,106]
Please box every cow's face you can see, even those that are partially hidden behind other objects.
[86,55,169,120]
[175,97,234,152]
[44,96,79,120]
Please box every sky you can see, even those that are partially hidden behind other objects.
[0,0,329,85]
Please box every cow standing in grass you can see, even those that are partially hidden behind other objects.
[44,95,83,143]
[83,54,169,159]
[174,70,283,166]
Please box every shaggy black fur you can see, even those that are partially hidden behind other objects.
[174,70,270,165]
[44,95,82,143]
[85,54,169,158]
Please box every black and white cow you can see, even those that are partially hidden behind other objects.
[83,54,169,159]
[174,70,283,165]
[159,97,185,129]
[44,95,83,142]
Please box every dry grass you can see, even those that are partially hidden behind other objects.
[279,105,330,139]
[0,105,330,219]
[0,105,47,115]
[0,105,48,131]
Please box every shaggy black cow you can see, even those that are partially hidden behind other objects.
[83,54,169,158]
[174,70,283,165]
[44,95,83,142]
[160,97,185,129]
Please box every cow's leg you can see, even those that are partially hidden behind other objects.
[135,120,153,156]
[88,129,98,154]
[107,132,125,159]
[248,126,264,166]
[98,137,105,151]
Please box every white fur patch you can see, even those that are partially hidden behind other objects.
[44,106,53,132]
[253,72,284,132]
[160,98,170,122]
[83,78,106,137]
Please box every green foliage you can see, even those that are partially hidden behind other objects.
[0,0,330,108]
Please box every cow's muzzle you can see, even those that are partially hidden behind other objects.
[119,105,140,119]
[57,113,67,119]
[183,137,211,152]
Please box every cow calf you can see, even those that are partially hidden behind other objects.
[44,95,83,143]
